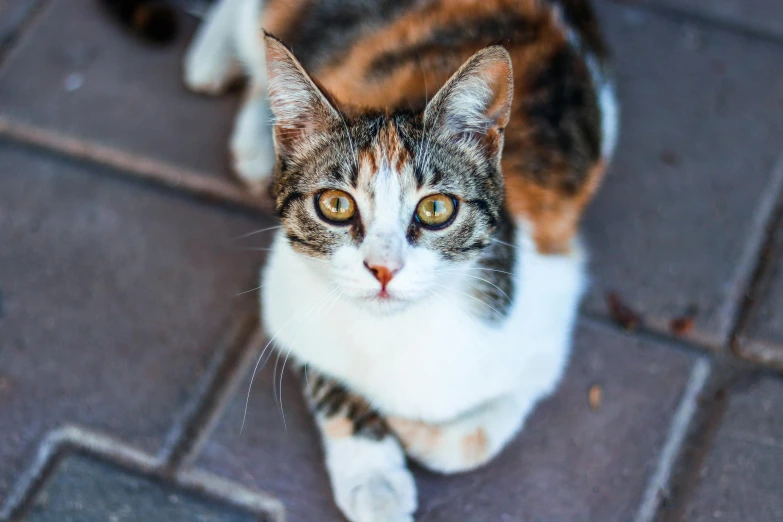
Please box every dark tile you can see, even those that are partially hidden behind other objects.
[194,321,700,521]
[626,0,783,39]
[737,218,783,368]
[0,144,272,499]
[21,454,258,522]
[0,0,238,178]
[0,0,45,49]
[684,378,783,522]
[583,3,783,346]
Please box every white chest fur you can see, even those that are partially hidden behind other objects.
[261,225,585,423]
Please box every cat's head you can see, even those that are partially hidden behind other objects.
[265,35,515,314]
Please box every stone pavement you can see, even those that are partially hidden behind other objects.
[1,1,782,520]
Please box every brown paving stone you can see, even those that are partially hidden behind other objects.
[684,377,783,522]
[737,214,783,368]
[622,0,783,39]
[0,0,238,179]
[194,321,700,522]
[582,3,783,346]
[0,143,273,500]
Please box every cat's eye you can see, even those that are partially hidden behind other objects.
[317,189,356,223]
[415,194,456,228]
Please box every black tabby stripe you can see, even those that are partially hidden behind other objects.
[301,367,389,441]
[366,12,538,79]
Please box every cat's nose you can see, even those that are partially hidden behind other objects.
[364,262,398,289]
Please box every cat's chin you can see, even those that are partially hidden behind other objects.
[352,292,413,315]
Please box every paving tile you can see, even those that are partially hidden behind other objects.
[0,0,44,49]
[737,217,783,368]
[582,3,783,346]
[21,454,257,522]
[624,0,783,39]
[194,321,699,521]
[683,378,783,522]
[0,0,238,179]
[0,144,272,500]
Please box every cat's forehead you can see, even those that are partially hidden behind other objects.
[355,118,418,196]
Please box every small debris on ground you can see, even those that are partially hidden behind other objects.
[670,305,697,336]
[606,292,642,332]
[659,150,679,166]
[588,385,603,412]
[670,316,694,336]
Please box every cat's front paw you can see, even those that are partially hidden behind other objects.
[334,468,417,522]
[326,437,417,522]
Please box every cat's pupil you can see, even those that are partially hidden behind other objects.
[426,200,446,217]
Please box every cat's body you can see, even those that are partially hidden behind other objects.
[185,1,616,520]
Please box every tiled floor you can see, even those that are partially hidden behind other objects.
[1,1,782,521]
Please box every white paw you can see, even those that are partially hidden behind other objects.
[183,52,242,95]
[326,437,417,522]
[334,469,417,522]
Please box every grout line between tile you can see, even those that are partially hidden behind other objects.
[158,309,265,471]
[0,425,284,522]
[721,150,783,347]
[0,425,160,521]
[634,358,711,522]
[0,116,273,214]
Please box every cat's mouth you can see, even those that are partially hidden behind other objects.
[359,288,408,306]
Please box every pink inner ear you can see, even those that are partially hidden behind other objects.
[482,60,513,129]
[264,35,341,156]
[425,47,514,142]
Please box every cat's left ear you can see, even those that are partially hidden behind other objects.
[424,46,513,146]
[264,33,342,157]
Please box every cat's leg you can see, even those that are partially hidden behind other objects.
[230,81,276,188]
[228,0,276,186]
[302,367,417,522]
[183,0,246,94]
[388,391,538,474]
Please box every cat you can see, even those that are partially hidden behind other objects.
[185,1,617,520]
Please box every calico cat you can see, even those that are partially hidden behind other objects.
[185,1,617,520]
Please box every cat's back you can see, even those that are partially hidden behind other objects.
[263,0,607,110]
[262,0,615,254]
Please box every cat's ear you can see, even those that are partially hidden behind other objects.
[264,34,341,157]
[424,46,513,146]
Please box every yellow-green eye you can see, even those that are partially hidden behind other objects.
[416,194,456,228]
[318,189,356,223]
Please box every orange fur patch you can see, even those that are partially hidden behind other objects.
[323,417,355,438]
[388,417,442,453]
[461,427,489,466]
[505,159,607,254]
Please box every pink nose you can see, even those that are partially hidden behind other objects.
[364,263,396,289]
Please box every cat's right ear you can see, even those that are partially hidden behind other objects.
[264,34,341,157]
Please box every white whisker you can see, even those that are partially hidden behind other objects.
[441,271,512,302]
[232,225,283,240]
[440,266,518,278]
[490,238,517,249]
[235,285,264,297]
[277,286,343,430]
[240,285,339,434]
[434,283,504,317]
